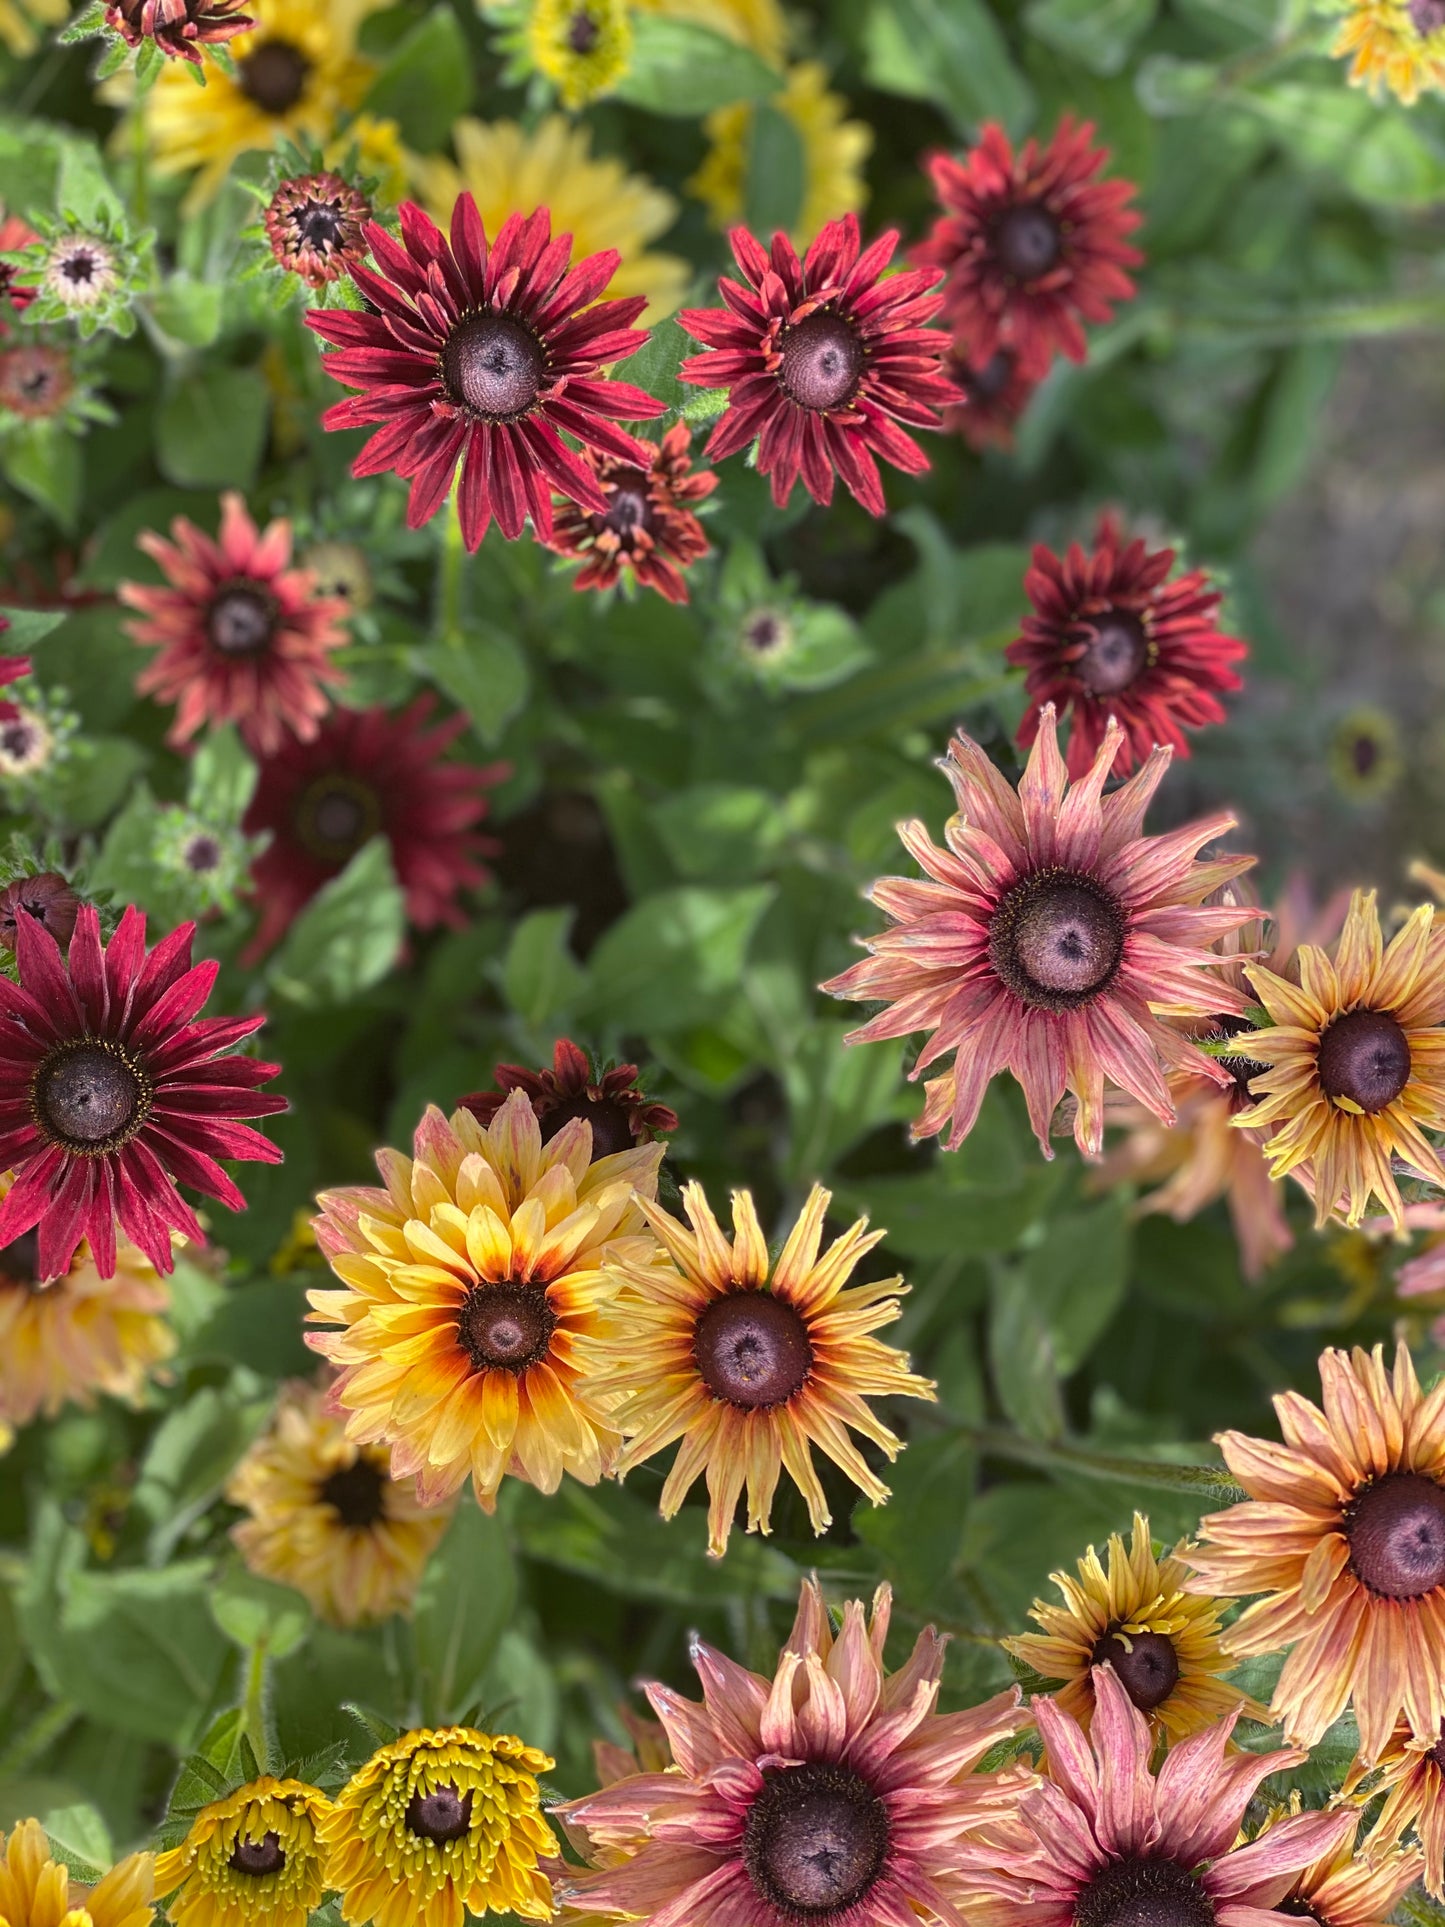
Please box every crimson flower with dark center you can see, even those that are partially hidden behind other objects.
[913,117,1142,378]
[265,172,371,289]
[241,696,505,960]
[121,492,350,757]
[0,874,80,954]
[460,1038,678,1158]
[0,344,72,421]
[103,0,253,61]
[942,338,1039,452]
[1008,512,1247,777]
[306,196,665,550]
[0,904,284,1280]
[679,213,954,516]
[546,422,716,604]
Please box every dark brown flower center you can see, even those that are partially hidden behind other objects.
[1077,611,1149,696]
[1429,1720,1445,1771]
[229,1832,286,1877]
[459,1283,556,1373]
[32,1040,150,1155]
[442,313,546,421]
[600,470,654,544]
[694,1291,812,1408]
[995,203,1063,281]
[962,350,1015,402]
[1411,0,1445,34]
[319,1456,386,1528]
[60,249,99,285]
[1276,1902,1323,1926]
[989,870,1126,1011]
[208,585,275,657]
[294,775,381,865]
[742,1763,889,1918]
[406,1784,473,1843]
[0,1229,41,1288]
[741,609,790,659]
[1075,1858,1215,1927]
[183,833,223,874]
[1345,1472,1445,1598]
[297,200,346,250]
[239,38,311,113]
[0,872,80,950]
[0,715,42,762]
[1091,1629,1180,1712]
[1317,1009,1411,1113]
[778,313,864,413]
[567,7,598,49]
[541,1094,636,1159]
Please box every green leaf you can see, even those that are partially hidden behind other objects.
[861,0,1033,137]
[1021,1198,1132,1376]
[611,14,782,112]
[55,135,123,227]
[210,1567,312,1661]
[577,884,775,1033]
[989,1267,1065,1442]
[156,366,270,490]
[189,724,257,820]
[149,272,224,349]
[134,34,164,87]
[852,1431,974,1596]
[652,784,788,882]
[41,1804,112,1886]
[501,908,586,1030]
[610,314,692,417]
[266,837,406,1008]
[3,428,82,532]
[132,1384,271,1563]
[361,6,471,149]
[742,102,807,240]
[412,1507,518,1725]
[179,1277,316,1379]
[1025,0,1157,75]
[420,623,529,747]
[45,737,148,830]
[0,607,67,650]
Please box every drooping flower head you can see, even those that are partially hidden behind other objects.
[679,213,954,517]
[306,196,665,550]
[460,1038,678,1159]
[1332,0,1445,104]
[121,491,349,756]
[1368,1718,1445,1898]
[913,118,1142,377]
[1187,1341,1445,1763]
[103,0,252,63]
[0,872,80,953]
[589,1180,934,1556]
[241,697,504,959]
[264,169,371,287]
[0,904,284,1281]
[546,422,716,605]
[822,706,1254,1159]
[1003,1511,1265,1744]
[308,1090,669,1509]
[154,1779,334,1927]
[227,1377,452,1627]
[0,1818,154,1927]
[319,1726,556,1927]
[527,0,633,108]
[953,1667,1355,1927]
[1008,513,1247,778]
[561,1576,1029,1927]
[1235,888,1445,1231]
[0,1170,175,1434]
[942,339,1039,452]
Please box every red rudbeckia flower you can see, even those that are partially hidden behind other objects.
[1009,513,1247,777]
[242,697,504,959]
[306,197,665,550]
[914,118,1142,377]
[460,1038,678,1158]
[0,905,284,1280]
[121,492,349,756]
[679,213,953,516]
[546,422,715,604]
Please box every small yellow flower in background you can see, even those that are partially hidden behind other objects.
[689,62,872,249]
[308,1089,671,1512]
[527,0,632,108]
[412,115,689,320]
[227,1378,452,1628]
[0,1819,154,1927]
[329,112,409,205]
[0,1171,175,1438]
[590,1180,934,1557]
[635,0,786,64]
[320,1726,557,1927]
[1332,0,1445,103]
[1003,1511,1267,1743]
[0,0,64,56]
[154,1779,333,1927]
[1329,703,1404,804]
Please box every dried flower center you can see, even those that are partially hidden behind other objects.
[778,313,865,413]
[1411,0,1445,34]
[319,1456,386,1528]
[229,1832,286,1877]
[1210,1013,1270,1100]
[0,1230,41,1289]
[32,1040,151,1155]
[1077,611,1149,695]
[239,38,311,113]
[1345,1472,1445,1598]
[459,1283,556,1374]
[1091,1629,1180,1712]
[296,200,346,250]
[1317,1009,1411,1113]
[294,775,382,865]
[208,585,275,657]
[694,1291,812,1408]
[567,7,599,48]
[962,350,1015,402]
[989,869,1126,1011]
[743,1763,889,1918]
[1075,1858,1216,1927]
[406,1784,473,1843]
[541,1094,636,1159]
[995,203,1063,281]
[600,470,654,544]
[442,312,546,421]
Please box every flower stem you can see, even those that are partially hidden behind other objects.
[958,1425,1248,1508]
[240,1642,270,1775]
[436,487,466,640]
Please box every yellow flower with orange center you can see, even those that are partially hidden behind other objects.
[308,1089,669,1510]
[591,1180,934,1557]
[227,1377,452,1627]
[154,1779,333,1927]
[0,1819,153,1927]
[1332,0,1445,104]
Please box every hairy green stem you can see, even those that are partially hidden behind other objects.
[959,1426,1248,1508]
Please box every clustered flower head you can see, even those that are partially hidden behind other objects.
[546,421,716,604]
[263,167,372,287]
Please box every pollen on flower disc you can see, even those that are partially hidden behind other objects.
[694,1292,813,1409]
[1074,1857,1216,1927]
[742,1764,889,1917]
[442,313,546,420]
[459,1284,556,1373]
[33,1043,148,1152]
[778,313,865,412]
[989,871,1125,1010]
